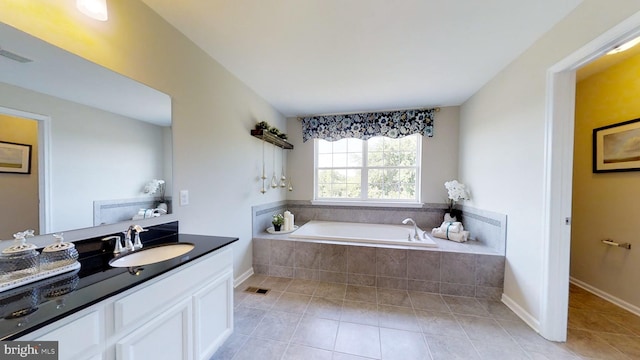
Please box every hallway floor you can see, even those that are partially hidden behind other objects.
[212,276,640,359]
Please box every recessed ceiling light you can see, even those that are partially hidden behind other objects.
[76,0,108,21]
[607,36,640,55]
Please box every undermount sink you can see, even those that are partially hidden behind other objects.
[108,243,195,268]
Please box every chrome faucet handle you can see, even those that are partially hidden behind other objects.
[123,230,135,252]
[102,235,123,254]
[131,225,146,250]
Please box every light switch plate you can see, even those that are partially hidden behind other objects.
[179,190,189,206]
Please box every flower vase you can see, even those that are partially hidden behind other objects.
[444,213,457,223]
[273,224,281,232]
[157,202,168,212]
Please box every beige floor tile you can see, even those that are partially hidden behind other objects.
[260,276,293,291]
[471,340,529,360]
[334,322,381,359]
[232,337,288,360]
[378,304,421,332]
[341,300,379,326]
[377,288,412,307]
[271,292,312,313]
[282,344,333,360]
[306,297,344,320]
[424,334,480,360]
[441,296,490,317]
[408,291,450,313]
[210,331,248,360]
[475,298,520,321]
[380,327,430,360]
[251,310,301,342]
[234,305,267,335]
[239,289,282,310]
[456,314,517,347]
[415,310,466,338]
[291,315,340,350]
[345,285,377,303]
[315,282,347,299]
[286,279,320,295]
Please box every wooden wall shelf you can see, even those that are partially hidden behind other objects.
[250,129,294,149]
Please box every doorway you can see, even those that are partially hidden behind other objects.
[542,11,640,341]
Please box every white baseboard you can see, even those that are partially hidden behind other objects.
[570,277,640,317]
[234,267,254,288]
[502,293,541,333]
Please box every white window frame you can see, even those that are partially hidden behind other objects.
[313,135,422,207]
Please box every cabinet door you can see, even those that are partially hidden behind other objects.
[116,299,192,360]
[193,269,233,360]
[35,309,103,360]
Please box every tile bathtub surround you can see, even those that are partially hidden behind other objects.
[253,238,505,299]
[215,277,640,359]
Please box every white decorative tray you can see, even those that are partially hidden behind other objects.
[0,262,81,293]
[266,225,299,235]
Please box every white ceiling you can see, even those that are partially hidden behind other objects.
[141,0,582,117]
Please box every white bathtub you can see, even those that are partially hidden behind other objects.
[290,220,437,248]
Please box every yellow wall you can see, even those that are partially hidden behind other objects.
[0,0,288,277]
[0,115,39,239]
[572,51,640,308]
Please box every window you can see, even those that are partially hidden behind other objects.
[315,134,421,202]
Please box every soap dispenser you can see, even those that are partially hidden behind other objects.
[40,233,79,271]
[0,231,40,280]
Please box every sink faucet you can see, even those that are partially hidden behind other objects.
[102,235,123,254]
[402,218,420,241]
[123,226,136,252]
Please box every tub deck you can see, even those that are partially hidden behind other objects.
[256,220,501,256]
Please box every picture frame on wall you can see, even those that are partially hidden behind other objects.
[0,141,32,174]
[593,117,640,173]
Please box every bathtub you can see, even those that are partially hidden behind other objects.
[289,220,437,248]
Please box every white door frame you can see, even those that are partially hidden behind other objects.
[541,11,640,341]
[0,106,51,234]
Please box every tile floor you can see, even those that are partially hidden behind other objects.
[212,276,640,360]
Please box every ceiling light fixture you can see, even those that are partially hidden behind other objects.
[76,0,108,21]
[607,36,640,55]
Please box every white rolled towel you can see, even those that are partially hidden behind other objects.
[439,221,464,233]
[431,228,469,243]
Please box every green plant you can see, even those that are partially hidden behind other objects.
[272,213,284,226]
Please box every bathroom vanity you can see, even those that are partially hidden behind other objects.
[0,223,237,360]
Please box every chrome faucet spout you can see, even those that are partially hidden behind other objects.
[402,218,420,240]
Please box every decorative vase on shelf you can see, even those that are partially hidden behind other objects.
[273,224,281,232]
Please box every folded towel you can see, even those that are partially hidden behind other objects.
[431,228,469,243]
[439,221,464,233]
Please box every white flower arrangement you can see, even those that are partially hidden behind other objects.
[444,180,469,214]
[143,179,166,201]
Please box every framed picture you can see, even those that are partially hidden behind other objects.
[593,118,640,173]
[0,141,32,174]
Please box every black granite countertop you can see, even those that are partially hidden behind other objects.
[0,222,238,340]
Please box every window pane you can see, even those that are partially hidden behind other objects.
[333,139,348,153]
[318,140,333,154]
[333,153,347,167]
[347,153,362,167]
[316,135,419,202]
[318,154,332,167]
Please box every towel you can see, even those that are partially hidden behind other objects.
[431,228,470,243]
[439,221,464,233]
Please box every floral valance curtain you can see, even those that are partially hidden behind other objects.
[299,108,436,142]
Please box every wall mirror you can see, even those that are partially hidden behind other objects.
[0,22,172,239]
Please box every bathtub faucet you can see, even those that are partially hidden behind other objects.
[402,218,420,241]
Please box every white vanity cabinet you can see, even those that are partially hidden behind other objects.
[20,246,234,360]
